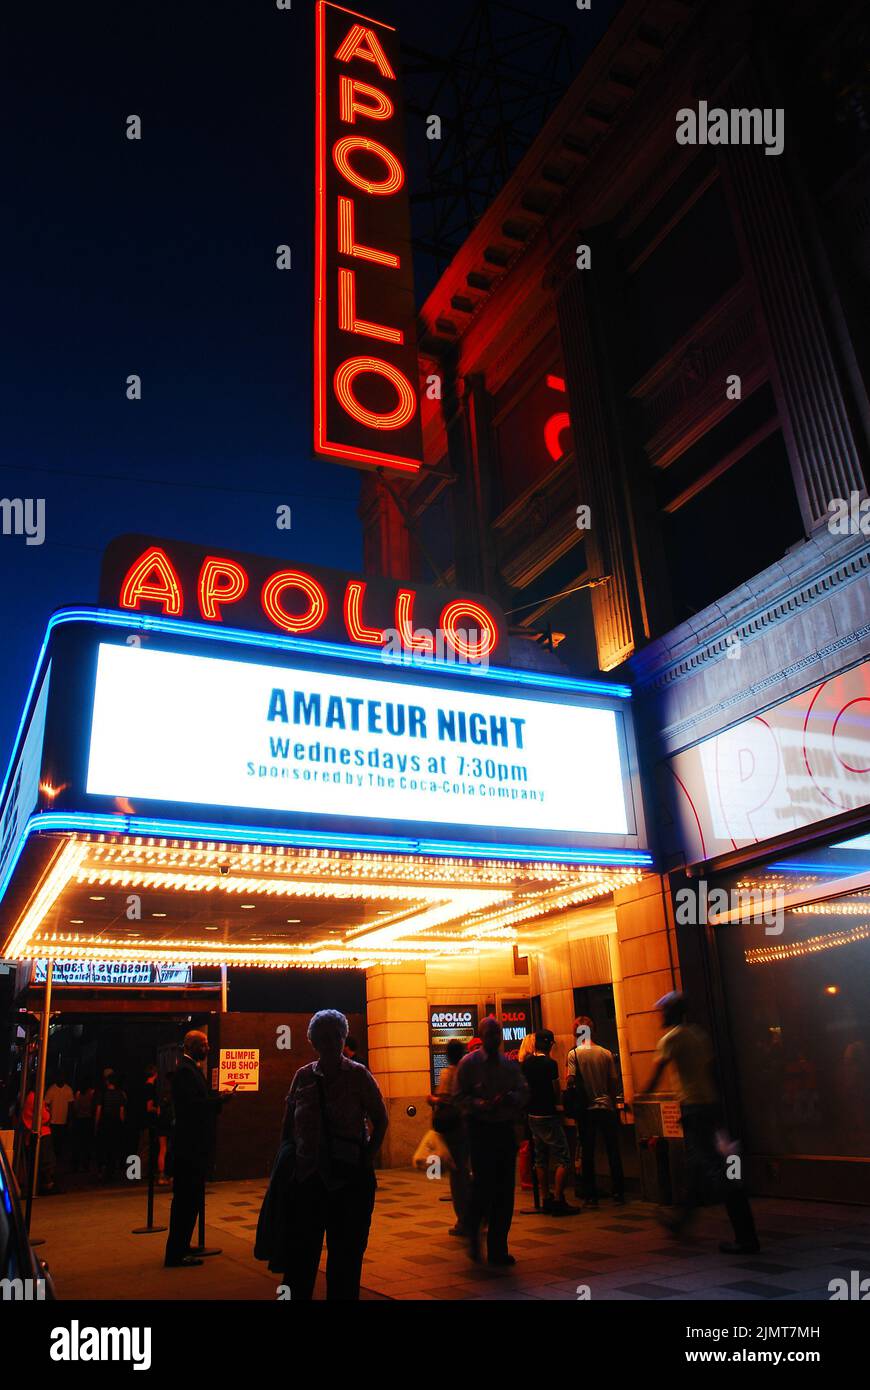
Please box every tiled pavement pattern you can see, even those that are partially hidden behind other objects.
[33,1171,870,1301]
[203,1172,870,1302]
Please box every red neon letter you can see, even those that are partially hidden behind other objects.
[344,581,386,646]
[334,357,417,431]
[440,600,499,662]
[339,269,403,344]
[261,571,328,635]
[544,374,571,461]
[334,23,396,81]
[339,76,394,125]
[338,197,399,267]
[396,590,434,653]
[198,557,249,622]
[333,137,404,195]
[119,546,183,616]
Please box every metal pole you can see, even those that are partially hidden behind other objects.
[220,964,227,1013]
[132,1127,166,1235]
[192,1048,221,1258]
[13,1018,32,1180]
[25,961,52,1234]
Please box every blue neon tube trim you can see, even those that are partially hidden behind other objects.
[45,607,634,697]
[0,637,54,820]
[24,811,652,866]
[0,806,652,917]
[767,861,870,876]
[0,605,632,823]
[0,812,651,908]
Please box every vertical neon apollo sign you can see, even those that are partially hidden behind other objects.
[315,1,423,473]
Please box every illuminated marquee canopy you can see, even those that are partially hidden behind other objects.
[315,1,423,472]
[0,605,649,967]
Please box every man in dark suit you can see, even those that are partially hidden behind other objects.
[164,1030,217,1268]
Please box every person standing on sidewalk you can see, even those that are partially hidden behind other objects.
[70,1081,96,1173]
[280,1009,388,1300]
[94,1072,127,1182]
[164,1031,217,1269]
[21,1090,55,1194]
[522,1030,578,1216]
[457,1015,528,1266]
[44,1076,74,1167]
[645,992,760,1255]
[568,1017,625,1207]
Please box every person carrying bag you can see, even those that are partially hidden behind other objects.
[256,1009,388,1301]
[254,1132,297,1274]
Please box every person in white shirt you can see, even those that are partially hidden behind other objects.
[566,1017,624,1206]
[45,1076,75,1164]
[645,992,759,1254]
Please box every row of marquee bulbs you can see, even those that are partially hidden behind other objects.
[9,836,646,965]
[82,837,590,887]
[744,923,870,966]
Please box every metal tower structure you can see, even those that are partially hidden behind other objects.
[402,1,576,282]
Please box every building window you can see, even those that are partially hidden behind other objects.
[660,427,804,621]
[492,341,574,514]
[625,180,743,380]
[712,829,870,1170]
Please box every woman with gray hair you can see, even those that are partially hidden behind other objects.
[277,1009,388,1300]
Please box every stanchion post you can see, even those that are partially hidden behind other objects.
[24,961,52,1234]
[193,1184,221,1257]
[132,1126,166,1235]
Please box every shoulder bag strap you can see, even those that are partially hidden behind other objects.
[314,1071,332,1142]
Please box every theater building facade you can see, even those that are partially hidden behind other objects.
[3,0,868,1200]
[360,0,870,1200]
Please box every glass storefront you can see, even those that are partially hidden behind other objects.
[712,830,870,1181]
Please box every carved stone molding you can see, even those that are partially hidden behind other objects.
[629,282,765,468]
[630,534,870,697]
[653,620,870,751]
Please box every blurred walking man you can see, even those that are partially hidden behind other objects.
[457,1016,528,1266]
[646,992,759,1254]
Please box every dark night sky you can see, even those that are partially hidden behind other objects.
[1,0,622,766]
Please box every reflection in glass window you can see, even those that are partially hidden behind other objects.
[712,829,870,1162]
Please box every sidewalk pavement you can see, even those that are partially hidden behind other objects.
[29,1170,870,1301]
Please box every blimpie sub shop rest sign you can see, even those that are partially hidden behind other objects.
[315,1,423,472]
[218,1049,260,1093]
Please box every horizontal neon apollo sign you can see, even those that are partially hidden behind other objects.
[116,543,500,660]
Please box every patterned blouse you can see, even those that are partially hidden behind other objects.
[283,1057,388,1189]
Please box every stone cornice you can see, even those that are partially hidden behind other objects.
[628,532,870,696]
[417,0,702,359]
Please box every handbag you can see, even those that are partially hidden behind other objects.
[314,1072,369,1184]
[254,1139,297,1272]
[412,1129,455,1171]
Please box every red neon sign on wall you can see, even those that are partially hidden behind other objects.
[315,2,423,474]
[102,536,504,662]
